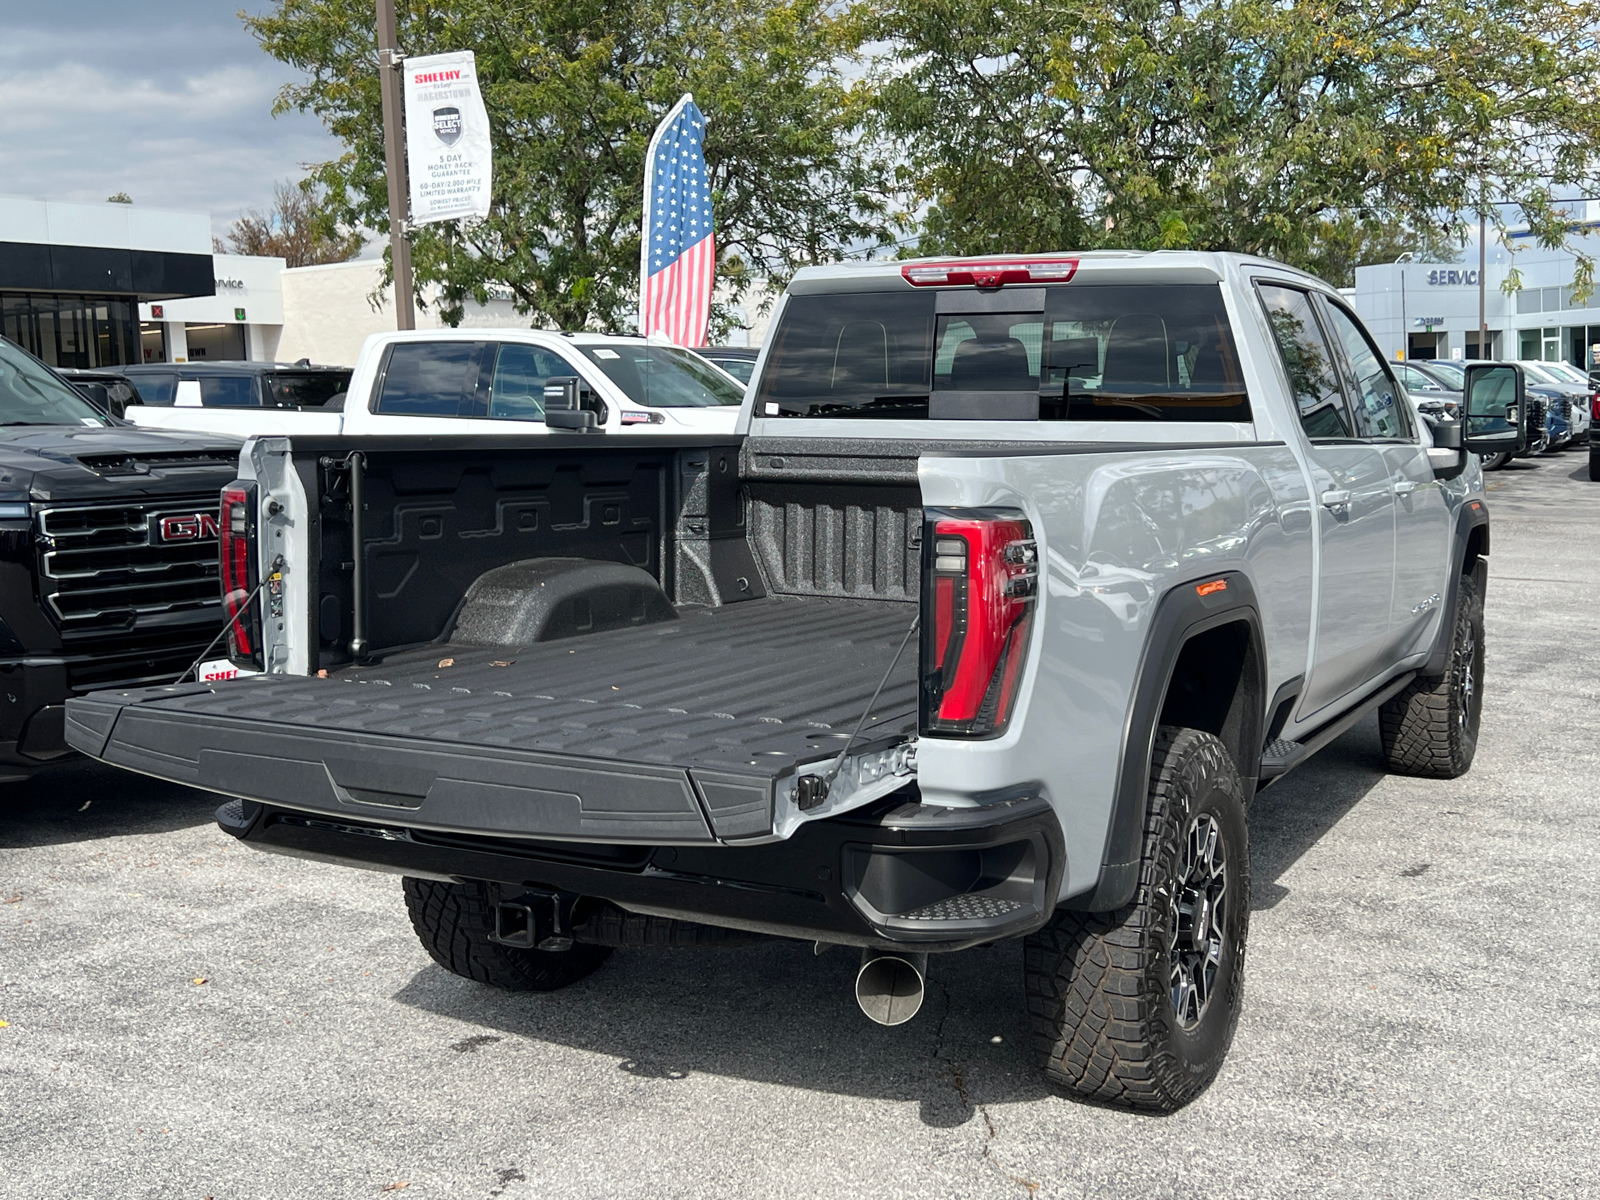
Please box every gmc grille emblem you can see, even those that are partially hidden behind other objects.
[154,513,219,543]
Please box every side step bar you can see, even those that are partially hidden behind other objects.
[1258,670,1417,783]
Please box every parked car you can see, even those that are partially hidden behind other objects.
[122,333,744,440]
[1518,360,1592,445]
[67,250,1514,1112]
[0,336,242,781]
[697,346,759,384]
[1394,361,1461,415]
[116,361,352,412]
[54,368,144,419]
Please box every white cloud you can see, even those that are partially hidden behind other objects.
[0,6,342,238]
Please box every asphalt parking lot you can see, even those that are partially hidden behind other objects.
[3,456,1597,1200]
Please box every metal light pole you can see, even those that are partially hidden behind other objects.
[376,0,415,330]
[1478,211,1487,359]
[1394,251,1413,360]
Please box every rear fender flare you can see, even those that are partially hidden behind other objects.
[1064,570,1265,912]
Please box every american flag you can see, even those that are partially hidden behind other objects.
[639,94,714,347]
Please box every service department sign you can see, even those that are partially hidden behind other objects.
[1427,269,1481,286]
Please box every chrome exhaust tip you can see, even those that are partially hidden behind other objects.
[854,949,928,1026]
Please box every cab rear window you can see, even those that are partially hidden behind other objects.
[757,284,1249,421]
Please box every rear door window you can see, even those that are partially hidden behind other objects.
[129,372,178,405]
[376,342,483,415]
[1317,298,1413,440]
[1257,283,1354,440]
[264,371,352,408]
[198,376,259,407]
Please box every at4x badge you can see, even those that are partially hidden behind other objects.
[151,512,219,543]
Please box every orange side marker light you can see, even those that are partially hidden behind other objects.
[1195,578,1228,597]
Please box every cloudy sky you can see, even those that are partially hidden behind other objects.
[0,0,341,239]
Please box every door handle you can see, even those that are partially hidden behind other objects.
[1393,480,1418,496]
[1320,489,1351,510]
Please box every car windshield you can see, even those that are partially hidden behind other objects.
[1519,362,1562,385]
[757,283,1249,421]
[265,371,352,407]
[580,345,744,407]
[0,338,110,427]
[1537,361,1590,386]
[1419,361,1464,388]
[705,354,755,384]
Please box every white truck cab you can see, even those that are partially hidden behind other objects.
[126,329,744,440]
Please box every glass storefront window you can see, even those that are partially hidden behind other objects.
[0,293,139,368]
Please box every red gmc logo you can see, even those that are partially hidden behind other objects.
[156,513,219,543]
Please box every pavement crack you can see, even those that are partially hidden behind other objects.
[931,983,1039,1196]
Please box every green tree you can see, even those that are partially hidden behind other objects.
[247,0,885,336]
[105,192,133,205]
[868,0,1600,292]
[216,179,366,267]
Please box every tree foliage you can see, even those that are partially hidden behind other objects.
[216,179,366,267]
[867,0,1600,291]
[246,0,884,335]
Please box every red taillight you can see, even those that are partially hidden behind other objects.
[921,514,1037,737]
[1591,393,1599,421]
[219,483,256,660]
[901,258,1078,288]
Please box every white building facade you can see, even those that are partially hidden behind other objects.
[1352,217,1600,370]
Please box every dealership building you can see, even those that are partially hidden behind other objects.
[0,194,789,369]
[1351,213,1600,370]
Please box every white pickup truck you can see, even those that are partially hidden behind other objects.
[125,330,744,439]
[69,250,1525,1111]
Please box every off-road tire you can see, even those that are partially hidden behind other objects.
[1023,727,1250,1112]
[1589,449,1600,481]
[1379,572,1484,778]
[402,877,611,991]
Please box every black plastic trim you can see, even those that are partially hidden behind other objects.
[1422,502,1491,678]
[225,792,1065,952]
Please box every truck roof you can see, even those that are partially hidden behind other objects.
[787,249,1328,293]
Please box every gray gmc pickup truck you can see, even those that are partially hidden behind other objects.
[65,252,1523,1110]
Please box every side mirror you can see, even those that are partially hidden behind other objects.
[1462,363,1527,455]
[542,376,606,432]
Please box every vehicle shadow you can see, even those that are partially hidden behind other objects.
[1247,712,1388,910]
[1569,462,1595,482]
[391,717,1391,1121]
[0,757,221,849]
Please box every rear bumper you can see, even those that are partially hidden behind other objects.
[219,793,1066,952]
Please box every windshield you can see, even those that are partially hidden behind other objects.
[0,338,110,427]
[1519,362,1564,385]
[757,283,1249,421]
[266,371,352,408]
[1537,361,1590,386]
[580,345,744,407]
[1419,361,1464,388]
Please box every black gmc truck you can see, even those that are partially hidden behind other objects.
[0,337,241,779]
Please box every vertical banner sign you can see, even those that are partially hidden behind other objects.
[403,50,493,225]
[639,94,714,346]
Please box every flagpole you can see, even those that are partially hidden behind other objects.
[639,94,695,338]
[376,0,416,331]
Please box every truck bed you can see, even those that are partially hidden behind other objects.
[66,594,919,844]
